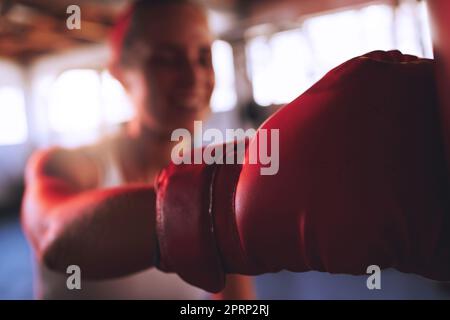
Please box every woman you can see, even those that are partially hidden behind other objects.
[22,0,255,299]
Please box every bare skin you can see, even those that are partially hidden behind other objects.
[22,3,254,299]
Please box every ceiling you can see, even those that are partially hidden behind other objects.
[0,0,388,63]
[0,0,131,62]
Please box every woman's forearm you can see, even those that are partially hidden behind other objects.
[23,181,158,279]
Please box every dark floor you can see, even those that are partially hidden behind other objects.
[1,214,450,300]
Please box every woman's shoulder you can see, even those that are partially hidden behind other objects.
[27,132,123,190]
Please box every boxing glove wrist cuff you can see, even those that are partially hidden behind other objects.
[154,141,257,292]
[155,160,226,293]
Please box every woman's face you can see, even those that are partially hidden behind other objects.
[122,4,215,135]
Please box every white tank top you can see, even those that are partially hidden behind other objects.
[34,145,206,299]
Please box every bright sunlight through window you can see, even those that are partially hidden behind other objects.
[0,86,28,145]
[246,2,433,106]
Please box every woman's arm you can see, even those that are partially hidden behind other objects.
[22,148,158,279]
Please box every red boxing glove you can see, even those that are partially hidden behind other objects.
[155,51,450,293]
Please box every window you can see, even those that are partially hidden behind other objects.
[211,40,237,112]
[246,1,433,106]
[247,30,314,106]
[395,1,433,58]
[100,70,133,125]
[304,5,395,78]
[48,69,102,133]
[0,86,28,145]
[48,69,133,135]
